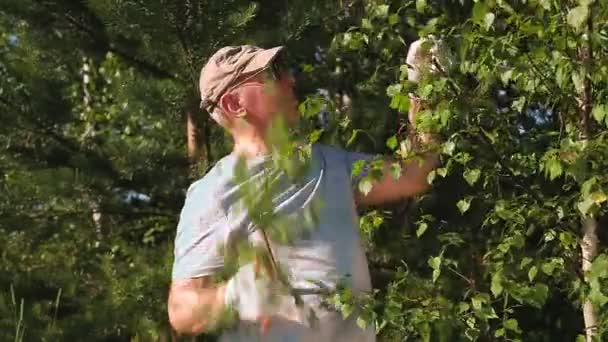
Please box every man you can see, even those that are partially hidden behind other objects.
[167,43,440,341]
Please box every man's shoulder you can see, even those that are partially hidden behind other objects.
[185,155,236,198]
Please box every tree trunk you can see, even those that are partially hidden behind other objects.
[186,98,207,167]
[578,13,599,342]
[186,109,199,163]
[581,217,599,342]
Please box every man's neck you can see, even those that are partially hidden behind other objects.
[232,131,270,159]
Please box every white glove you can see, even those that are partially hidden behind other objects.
[406,36,453,84]
[224,263,283,321]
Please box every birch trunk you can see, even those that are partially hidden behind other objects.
[578,12,599,342]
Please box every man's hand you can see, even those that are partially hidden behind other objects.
[168,276,227,335]
[168,260,304,336]
[406,36,452,84]
[224,263,288,323]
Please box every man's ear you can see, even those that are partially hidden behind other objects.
[218,92,244,119]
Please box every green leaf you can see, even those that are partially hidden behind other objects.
[528,266,538,282]
[491,272,503,297]
[442,141,456,156]
[427,170,436,185]
[538,0,551,10]
[386,136,398,150]
[512,97,526,112]
[504,319,520,332]
[397,95,410,113]
[589,254,608,281]
[416,0,426,12]
[458,302,470,313]
[545,159,563,180]
[361,18,372,30]
[439,109,451,127]
[577,191,608,216]
[484,12,495,31]
[309,129,323,143]
[386,84,402,97]
[376,4,389,18]
[341,303,354,318]
[590,191,607,204]
[390,162,402,180]
[592,104,606,124]
[388,14,399,25]
[559,232,577,251]
[577,197,595,215]
[520,257,533,269]
[463,169,481,186]
[581,177,598,197]
[588,283,608,306]
[358,177,374,196]
[501,69,514,85]
[471,294,486,311]
[347,130,360,146]
[567,5,589,31]
[541,259,563,276]
[530,284,549,308]
[437,167,448,177]
[351,160,366,177]
[428,256,442,282]
[356,316,368,330]
[457,198,472,214]
[428,256,442,269]
[472,2,488,24]
[432,269,441,283]
[417,222,429,238]
[495,328,505,338]
[556,63,570,89]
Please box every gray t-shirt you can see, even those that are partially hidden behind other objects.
[172,143,376,342]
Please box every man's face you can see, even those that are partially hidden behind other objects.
[233,69,300,129]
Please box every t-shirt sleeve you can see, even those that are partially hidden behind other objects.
[317,144,377,188]
[171,183,228,280]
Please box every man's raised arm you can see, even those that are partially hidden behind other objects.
[354,98,439,207]
[355,36,449,207]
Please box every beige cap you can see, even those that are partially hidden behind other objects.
[199,45,284,112]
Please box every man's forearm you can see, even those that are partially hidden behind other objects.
[168,279,228,335]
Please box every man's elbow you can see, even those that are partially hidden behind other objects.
[169,305,207,335]
[168,293,206,335]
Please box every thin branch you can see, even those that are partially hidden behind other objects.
[524,53,560,95]
[63,13,177,80]
[446,265,473,285]
[1,208,175,222]
[170,3,198,89]
[1,94,152,193]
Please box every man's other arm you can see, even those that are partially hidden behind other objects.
[168,277,227,335]
[355,98,439,207]
[354,152,439,207]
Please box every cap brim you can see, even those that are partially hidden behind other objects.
[242,46,284,74]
